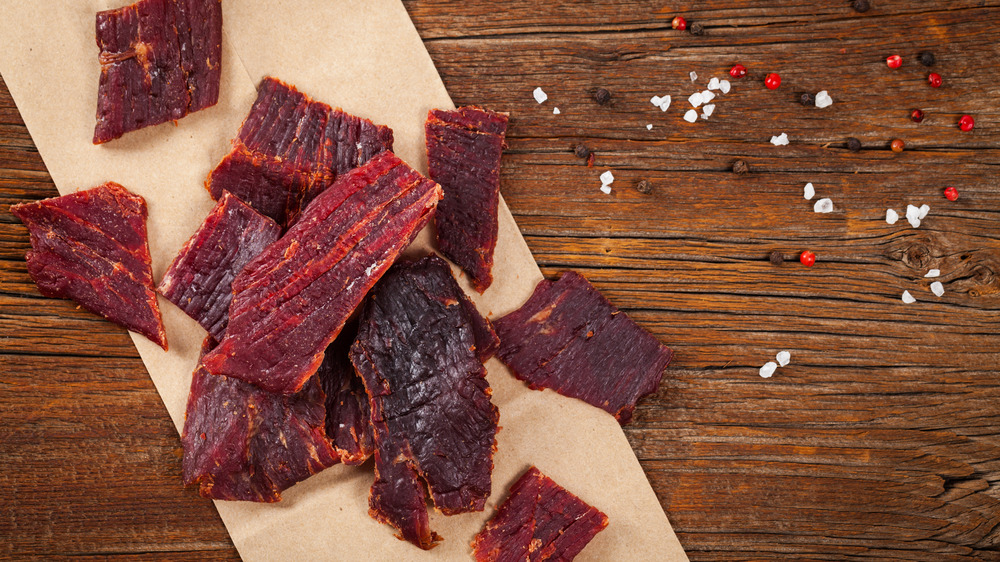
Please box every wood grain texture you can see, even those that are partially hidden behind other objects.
[2,1,999,560]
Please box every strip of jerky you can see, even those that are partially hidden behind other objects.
[472,467,609,562]
[94,0,222,144]
[206,77,394,227]
[493,271,673,425]
[426,106,508,292]
[316,320,374,465]
[202,152,442,394]
[10,182,167,349]
[351,255,500,549]
[158,191,281,341]
[182,337,338,502]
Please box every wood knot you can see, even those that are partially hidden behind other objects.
[901,244,932,269]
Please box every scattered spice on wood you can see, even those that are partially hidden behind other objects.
[852,0,871,13]
[919,51,936,66]
[573,144,592,159]
[891,139,905,152]
[769,251,784,266]
[690,22,705,35]
[928,72,942,88]
[586,152,595,167]
[847,137,863,152]
[911,109,925,123]
[800,93,816,106]
[592,87,612,106]
[636,180,653,194]
[733,159,750,175]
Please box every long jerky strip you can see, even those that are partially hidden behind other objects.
[493,271,673,425]
[206,77,394,227]
[202,152,442,394]
[94,0,222,144]
[10,182,167,349]
[316,321,374,465]
[158,191,281,341]
[426,106,508,292]
[351,255,500,549]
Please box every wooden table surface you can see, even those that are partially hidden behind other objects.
[3,2,1000,560]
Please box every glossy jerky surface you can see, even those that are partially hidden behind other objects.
[351,255,500,549]
[316,321,374,465]
[182,338,338,502]
[93,0,222,144]
[202,151,442,394]
[10,182,167,349]
[426,106,508,292]
[493,271,673,425]
[472,467,609,562]
[206,77,394,228]
[158,192,281,341]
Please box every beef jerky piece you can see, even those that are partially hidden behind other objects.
[462,291,501,363]
[158,191,281,341]
[493,271,673,425]
[351,255,500,549]
[472,467,609,562]
[10,182,167,349]
[426,106,508,292]
[316,321,374,465]
[206,77,394,227]
[182,337,338,502]
[93,0,222,144]
[202,151,442,394]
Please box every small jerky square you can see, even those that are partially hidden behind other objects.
[93,0,222,144]
[494,271,673,424]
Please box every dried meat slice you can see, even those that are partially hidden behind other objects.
[472,467,609,562]
[426,106,508,292]
[182,337,338,502]
[316,321,374,465]
[158,191,281,341]
[202,151,442,394]
[93,0,222,144]
[206,77,394,227]
[351,255,500,549]
[10,182,167,349]
[493,271,673,425]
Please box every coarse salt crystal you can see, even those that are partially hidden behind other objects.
[886,209,899,225]
[650,95,662,106]
[600,185,612,195]
[770,133,789,146]
[902,290,916,304]
[906,205,921,228]
[532,87,547,104]
[930,281,944,297]
[918,204,930,220]
[815,90,833,108]
[776,351,791,367]
[646,124,653,130]
[553,107,560,114]
[600,170,614,185]
[688,92,704,108]
[708,77,720,90]
[760,362,777,378]
[683,109,698,123]
[690,71,698,82]
[701,90,716,103]
[814,198,834,213]
[701,104,715,118]
[925,269,940,278]
[659,95,672,111]
[804,183,815,200]
[720,79,731,94]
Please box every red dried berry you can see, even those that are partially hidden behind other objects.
[943,187,959,201]
[928,72,942,88]
[800,251,816,267]
[959,115,975,132]
[886,55,902,69]
[764,73,781,90]
[672,16,687,31]
[890,139,905,153]
[910,109,924,123]
[730,64,747,79]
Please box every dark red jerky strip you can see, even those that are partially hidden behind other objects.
[426,106,508,293]
[158,192,281,341]
[316,321,374,465]
[206,77,394,228]
[182,337,338,502]
[473,467,609,562]
[10,182,167,349]
[462,294,500,362]
[202,152,442,394]
[493,271,672,425]
[351,255,500,549]
[93,0,221,144]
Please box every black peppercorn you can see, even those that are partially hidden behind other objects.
[769,251,784,266]
[852,0,871,13]
[846,137,862,152]
[593,88,612,106]
[689,22,705,36]
[732,160,750,175]
[574,144,592,159]
[919,51,935,66]
[636,180,652,194]
[800,92,816,106]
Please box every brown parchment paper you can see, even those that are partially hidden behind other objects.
[0,1,687,560]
